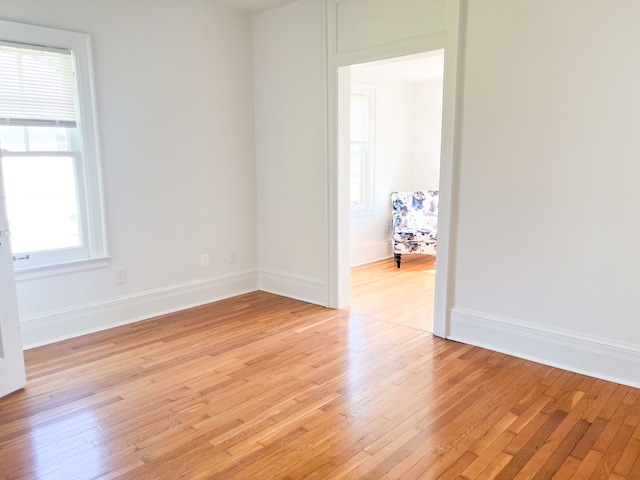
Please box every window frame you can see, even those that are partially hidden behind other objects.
[0,19,109,279]
[349,82,375,217]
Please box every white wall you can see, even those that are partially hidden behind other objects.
[2,0,259,346]
[252,0,328,304]
[348,69,442,266]
[412,80,443,191]
[450,0,640,387]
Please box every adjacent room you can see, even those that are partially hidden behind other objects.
[345,51,444,333]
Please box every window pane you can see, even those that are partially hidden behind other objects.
[350,86,374,212]
[350,144,365,204]
[0,125,75,152]
[350,94,369,142]
[27,126,74,152]
[0,125,26,152]
[2,156,81,253]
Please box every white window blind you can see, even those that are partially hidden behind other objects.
[0,41,77,127]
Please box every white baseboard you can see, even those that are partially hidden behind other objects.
[350,241,392,267]
[449,308,640,389]
[259,268,326,306]
[21,270,259,349]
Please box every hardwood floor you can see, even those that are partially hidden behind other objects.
[349,255,435,332]
[2,263,640,478]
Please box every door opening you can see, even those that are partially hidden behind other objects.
[340,51,445,332]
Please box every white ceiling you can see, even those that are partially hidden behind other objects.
[207,0,299,14]
[351,51,445,84]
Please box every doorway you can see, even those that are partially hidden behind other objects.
[341,51,445,332]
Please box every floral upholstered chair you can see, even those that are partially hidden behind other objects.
[391,191,438,268]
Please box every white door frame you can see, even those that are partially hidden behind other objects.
[326,0,463,338]
[0,165,27,398]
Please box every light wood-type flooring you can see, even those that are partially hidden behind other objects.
[2,256,640,479]
[349,255,436,332]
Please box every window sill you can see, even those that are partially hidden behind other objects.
[15,256,111,282]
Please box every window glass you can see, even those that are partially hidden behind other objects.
[2,155,80,253]
[349,84,375,214]
[0,126,26,152]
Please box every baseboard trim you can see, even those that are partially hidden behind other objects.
[259,268,326,306]
[449,308,640,389]
[350,241,392,267]
[21,270,259,349]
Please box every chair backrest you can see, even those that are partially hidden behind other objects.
[391,191,438,231]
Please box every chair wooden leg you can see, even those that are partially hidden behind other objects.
[394,254,402,268]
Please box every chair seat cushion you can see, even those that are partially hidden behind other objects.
[393,229,436,243]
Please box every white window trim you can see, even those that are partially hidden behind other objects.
[350,82,375,217]
[0,20,109,279]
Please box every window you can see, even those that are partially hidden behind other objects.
[350,83,375,215]
[0,20,107,275]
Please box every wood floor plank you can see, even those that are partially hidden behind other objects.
[626,441,640,479]
[461,429,515,479]
[551,455,582,480]
[495,410,568,479]
[614,434,640,476]
[2,258,640,478]
[591,422,635,478]
[529,419,591,479]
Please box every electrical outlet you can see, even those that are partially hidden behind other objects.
[200,253,210,268]
[230,249,238,264]
[115,268,127,285]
